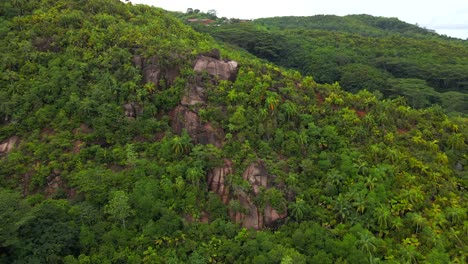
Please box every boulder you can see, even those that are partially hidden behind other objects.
[132,55,144,69]
[198,123,225,148]
[200,49,221,60]
[264,204,287,227]
[194,55,239,81]
[123,102,142,119]
[0,136,19,155]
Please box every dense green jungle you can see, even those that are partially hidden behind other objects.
[186,13,468,115]
[0,0,467,263]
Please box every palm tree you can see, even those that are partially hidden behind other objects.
[227,89,238,104]
[364,176,377,191]
[446,207,466,225]
[447,133,466,150]
[352,192,367,214]
[407,212,427,233]
[368,144,381,163]
[171,132,192,154]
[333,193,351,223]
[325,92,345,106]
[282,100,298,121]
[399,241,420,264]
[356,230,378,264]
[401,187,424,208]
[186,166,204,187]
[297,130,308,152]
[374,205,391,230]
[289,197,306,221]
[355,158,369,176]
[390,216,404,231]
[385,147,401,164]
[326,169,345,193]
[265,91,280,111]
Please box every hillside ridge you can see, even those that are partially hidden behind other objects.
[0,0,466,263]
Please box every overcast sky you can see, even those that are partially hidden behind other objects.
[129,0,468,39]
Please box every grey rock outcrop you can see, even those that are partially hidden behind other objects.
[133,55,180,89]
[123,102,142,119]
[229,161,287,229]
[0,136,19,155]
[170,53,237,147]
[181,85,206,106]
[170,105,224,148]
[207,159,233,204]
[168,51,285,228]
[200,49,221,60]
[194,55,239,81]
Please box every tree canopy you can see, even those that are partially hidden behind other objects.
[0,0,467,263]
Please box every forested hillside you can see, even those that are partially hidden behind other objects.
[188,14,468,115]
[0,0,467,263]
[254,15,441,37]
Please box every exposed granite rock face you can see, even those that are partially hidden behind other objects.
[168,51,285,229]
[264,204,286,226]
[181,85,206,106]
[200,48,221,60]
[234,194,263,229]
[170,105,201,137]
[207,159,233,204]
[228,161,287,230]
[243,162,269,195]
[199,123,224,148]
[73,140,84,154]
[194,55,239,81]
[45,175,63,197]
[132,55,180,89]
[0,136,19,155]
[44,174,76,199]
[170,105,224,147]
[22,172,32,196]
[169,53,239,146]
[123,102,142,119]
[72,124,92,154]
[205,157,287,230]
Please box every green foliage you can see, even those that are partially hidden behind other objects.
[104,190,133,228]
[0,0,467,263]
[194,15,468,115]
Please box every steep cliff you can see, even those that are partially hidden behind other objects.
[167,51,286,229]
